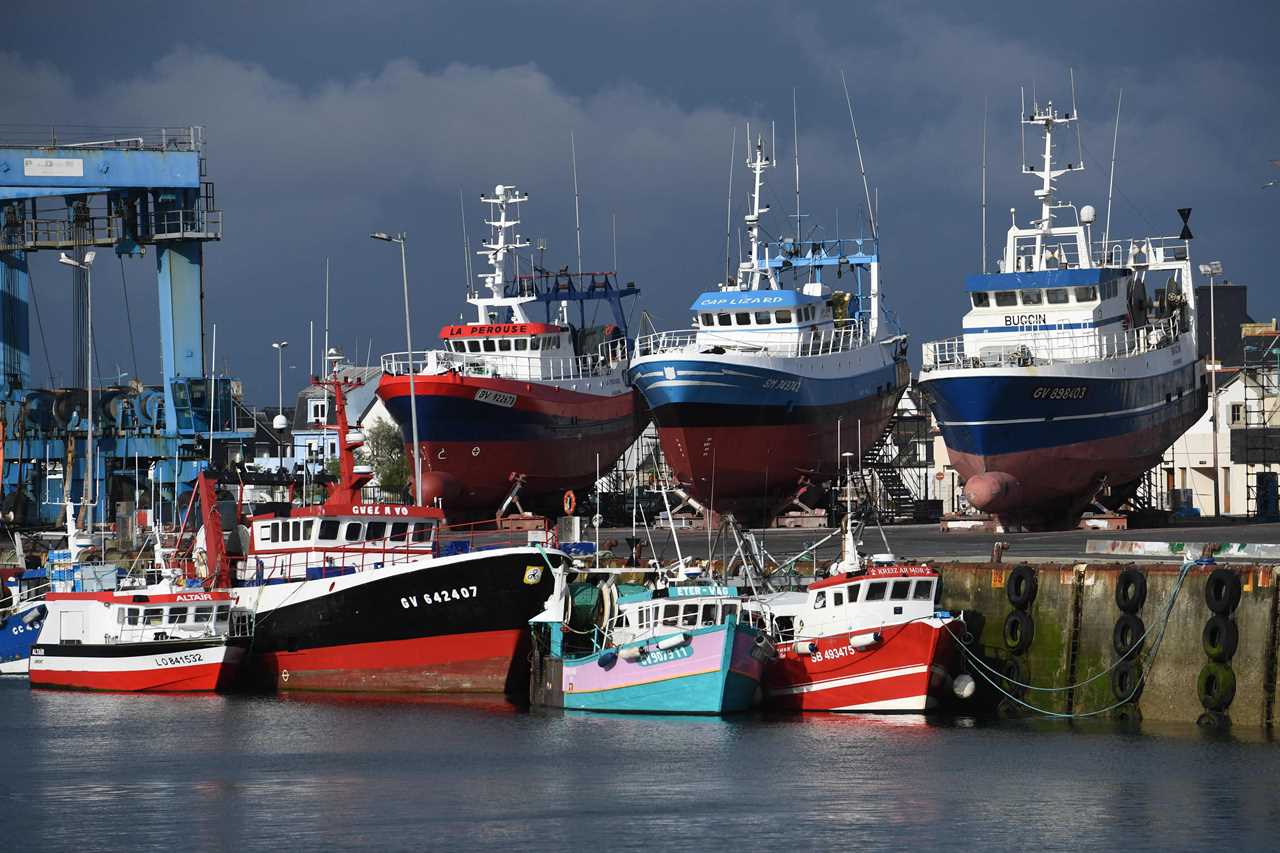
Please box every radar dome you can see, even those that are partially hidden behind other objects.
[1080,204,1096,224]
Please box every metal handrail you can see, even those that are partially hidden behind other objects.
[635,322,870,359]
[382,339,629,381]
[922,316,1182,372]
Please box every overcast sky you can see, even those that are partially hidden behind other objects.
[5,0,1278,403]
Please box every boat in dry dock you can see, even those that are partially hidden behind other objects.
[378,184,643,519]
[191,375,566,694]
[918,95,1205,529]
[629,134,908,522]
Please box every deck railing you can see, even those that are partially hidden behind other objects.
[382,339,628,382]
[634,322,869,360]
[922,315,1183,372]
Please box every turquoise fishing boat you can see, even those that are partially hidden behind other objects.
[530,578,770,715]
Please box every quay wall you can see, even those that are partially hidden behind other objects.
[936,561,1278,727]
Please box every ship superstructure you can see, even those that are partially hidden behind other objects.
[629,134,909,520]
[377,185,643,518]
[919,96,1205,528]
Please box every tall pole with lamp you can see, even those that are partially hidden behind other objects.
[1199,260,1224,516]
[371,232,422,506]
[272,341,289,496]
[58,251,96,529]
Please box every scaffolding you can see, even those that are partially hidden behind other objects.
[1236,323,1280,517]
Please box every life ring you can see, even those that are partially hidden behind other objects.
[563,490,576,516]
[1112,612,1146,657]
[1197,661,1236,711]
[1115,566,1147,613]
[1202,615,1238,662]
[1111,660,1143,702]
[1205,569,1242,615]
[1006,564,1038,610]
[1002,609,1034,655]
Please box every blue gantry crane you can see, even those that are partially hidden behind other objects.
[0,125,248,527]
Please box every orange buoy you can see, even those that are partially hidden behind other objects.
[563,490,576,515]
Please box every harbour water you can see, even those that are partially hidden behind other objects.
[4,679,1277,852]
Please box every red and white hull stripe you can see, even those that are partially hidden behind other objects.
[29,640,247,693]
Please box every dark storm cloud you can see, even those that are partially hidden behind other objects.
[3,1,1277,400]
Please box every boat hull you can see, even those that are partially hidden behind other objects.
[28,637,247,692]
[233,547,555,694]
[921,359,1205,527]
[378,373,643,516]
[763,618,961,712]
[630,353,908,516]
[0,604,45,675]
[555,622,764,714]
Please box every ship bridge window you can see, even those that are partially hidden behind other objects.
[1073,286,1098,303]
[847,585,860,603]
[662,604,679,626]
[775,309,792,323]
[280,523,291,543]
[142,607,163,626]
[890,580,911,600]
[515,338,528,351]
[721,603,739,622]
[755,311,772,324]
[303,520,314,540]
[1102,281,1118,299]
[865,582,887,601]
[912,580,935,600]
[700,312,714,326]
[412,522,434,543]
[498,339,512,352]
[194,606,213,623]
[467,340,481,353]
[344,522,363,542]
[482,340,496,353]
[971,292,990,307]
[1020,289,1043,305]
[701,603,717,625]
[168,606,188,624]
[389,522,408,541]
[716,313,731,326]
[366,521,387,540]
[123,607,140,626]
[680,603,700,627]
[530,337,540,351]
[994,291,1018,307]
[1046,288,1069,304]
[832,590,844,607]
[813,590,826,609]
[318,520,340,541]
[735,312,751,325]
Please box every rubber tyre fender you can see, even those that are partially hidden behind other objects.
[1112,613,1146,658]
[1002,609,1034,655]
[1001,656,1028,699]
[1197,662,1237,711]
[1202,615,1239,663]
[1115,567,1148,614]
[1006,564,1038,610]
[1205,568,1242,616]
[1111,660,1144,702]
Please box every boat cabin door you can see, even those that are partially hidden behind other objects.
[59,611,84,644]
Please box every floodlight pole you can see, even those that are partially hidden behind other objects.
[372,232,422,506]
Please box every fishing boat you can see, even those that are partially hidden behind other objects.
[748,502,970,712]
[194,374,566,694]
[629,134,908,522]
[529,574,769,714]
[918,94,1205,529]
[378,184,643,519]
[28,581,250,693]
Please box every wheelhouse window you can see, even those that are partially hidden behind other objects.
[813,590,827,609]
[716,313,731,326]
[662,604,680,626]
[366,521,387,540]
[467,340,481,353]
[1046,288,1069,304]
[1020,289,1043,305]
[912,580,935,600]
[318,520,340,541]
[281,523,291,543]
[1073,286,1098,303]
[833,590,844,607]
[700,603,717,625]
[515,338,528,351]
[344,522,363,542]
[482,340,496,352]
[168,606,189,624]
[411,523,434,543]
[971,292,990,308]
[735,312,750,325]
[890,580,911,600]
[530,337,540,350]
[701,312,714,326]
[775,309,792,323]
[865,582,887,601]
[142,607,163,626]
[755,311,772,324]
[680,603,699,627]
[498,339,512,352]
[847,585,861,603]
[194,606,213,623]
[994,291,1018,307]
[302,520,314,540]
[389,522,408,541]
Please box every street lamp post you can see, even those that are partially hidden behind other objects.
[272,341,289,483]
[371,231,422,506]
[58,251,96,526]
[1200,261,1224,517]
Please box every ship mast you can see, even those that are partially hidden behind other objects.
[738,133,776,292]
[1007,98,1086,273]
[476,184,531,323]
